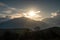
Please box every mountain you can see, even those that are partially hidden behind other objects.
[42,11,60,27]
[42,16,60,27]
[0,17,49,29]
[0,17,10,23]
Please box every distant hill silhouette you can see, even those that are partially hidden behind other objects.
[0,17,49,29]
[0,17,10,23]
[42,15,60,27]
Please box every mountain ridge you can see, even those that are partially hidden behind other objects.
[0,17,49,29]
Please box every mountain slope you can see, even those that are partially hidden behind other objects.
[42,15,60,27]
[0,17,49,29]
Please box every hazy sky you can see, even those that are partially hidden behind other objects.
[0,0,60,18]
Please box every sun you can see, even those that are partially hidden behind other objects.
[9,9,43,21]
[28,10,36,16]
[23,10,40,18]
[23,10,43,21]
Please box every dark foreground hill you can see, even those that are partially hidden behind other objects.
[0,17,49,29]
[0,27,60,40]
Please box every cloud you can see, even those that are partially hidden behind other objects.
[0,3,23,18]
[9,14,23,19]
[0,14,6,18]
[42,11,60,27]
[51,10,60,18]
[2,7,17,14]
[7,7,17,11]
[2,9,24,19]
[51,13,57,18]
[3,10,12,14]
[9,8,16,10]
[0,6,24,19]
[0,2,5,6]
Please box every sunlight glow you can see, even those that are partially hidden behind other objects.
[23,10,42,21]
[51,13,57,18]
[9,9,43,21]
[10,13,23,19]
[28,11,36,16]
